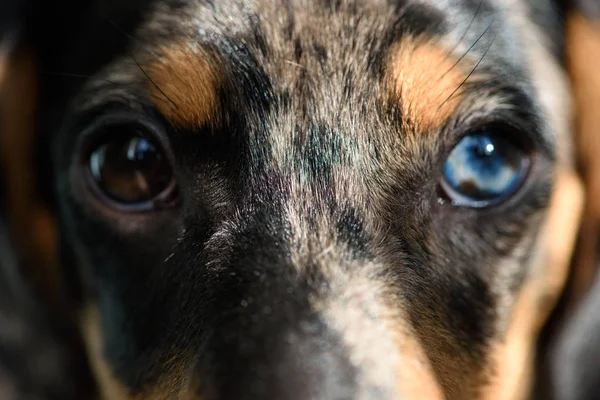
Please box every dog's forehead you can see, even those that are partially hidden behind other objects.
[72,0,557,153]
[130,0,535,126]
[146,0,520,52]
[171,0,530,68]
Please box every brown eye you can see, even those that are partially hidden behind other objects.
[85,125,177,210]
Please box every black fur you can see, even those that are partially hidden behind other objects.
[47,0,559,397]
[2,0,596,399]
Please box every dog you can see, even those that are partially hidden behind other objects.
[2,0,600,399]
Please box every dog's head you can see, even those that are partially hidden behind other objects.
[5,0,593,399]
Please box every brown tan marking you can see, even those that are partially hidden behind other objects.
[565,13,600,301]
[483,172,584,400]
[82,306,194,400]
[0,45,8,86]
[392,322,444,399]
[147,45,220,129]
[387,38,467,132]
[400,298,488,398]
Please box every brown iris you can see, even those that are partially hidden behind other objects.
[86,125,176,209]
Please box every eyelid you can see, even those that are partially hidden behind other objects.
[75,111,174,167]
[447,85,553,160]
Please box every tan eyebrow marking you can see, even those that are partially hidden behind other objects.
[387,38,468,131]
[146,45,220,129]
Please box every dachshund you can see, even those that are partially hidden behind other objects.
[1,0,600,399]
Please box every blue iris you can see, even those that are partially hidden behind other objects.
[442,132,528,206]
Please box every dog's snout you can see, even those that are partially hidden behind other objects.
[190,289,360,400]
[179,207,446,400]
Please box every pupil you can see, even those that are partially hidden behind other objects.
[127,138,155,162]
[473,137,495,158]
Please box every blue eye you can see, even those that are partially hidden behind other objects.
[441,130,530,207]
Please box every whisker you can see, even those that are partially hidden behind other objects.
[439,18,493,82]
[164,252,175,263]
[440,0,484,69]
[438,29,497,110]
[442,0,484,62]
[284,60,308,71]
[130,52,179,110]
[40,71,119,86]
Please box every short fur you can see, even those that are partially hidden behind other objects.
[1,0,598,399]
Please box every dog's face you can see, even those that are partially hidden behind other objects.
[46,0,583,399]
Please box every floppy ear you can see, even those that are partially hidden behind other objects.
[0,0,163,397]
[0,29,65,314]
[565,1,600,300]
[0,0,160,314]
[0,2,98,398]
[535,1,600,399]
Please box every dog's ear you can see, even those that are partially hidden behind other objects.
[558,0,600,305]
[0,0,160,311]
[0,14,64,315]
[534,1,600,399]
[0,2,95,398]
[0,0,90,316]
[0,1,156,397]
